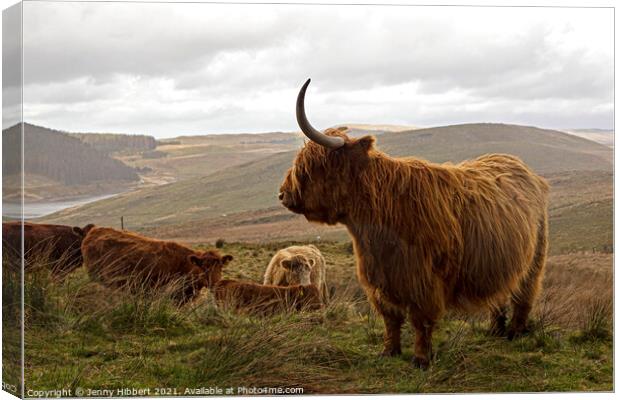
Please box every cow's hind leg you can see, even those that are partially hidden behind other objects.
[508,218,548,340]
[368,293,405,357]
[409,308,437,370]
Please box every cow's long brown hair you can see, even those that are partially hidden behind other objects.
[284,128,548,307]
[280,126,549,367]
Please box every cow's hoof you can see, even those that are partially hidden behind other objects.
[379,348,402,357]
[412,356,430,370]
[507,326,530,340]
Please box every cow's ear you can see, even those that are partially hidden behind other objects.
[356,135,375,153]
[188,254,203,267]
[72,227,84,237]
[281,259,293,270]
[82,224,95,236]
[222,255,233,265]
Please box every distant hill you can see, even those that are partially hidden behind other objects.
[378,123,612,173]
[71,132,157,154]
[41,123,612,248]
[333,123,418,138]
[562,129,614,148]
[118,131,304,183]
[3,123,140,187]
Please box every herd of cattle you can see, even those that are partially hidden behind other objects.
[2,80,552,369]
[3,221,328,313]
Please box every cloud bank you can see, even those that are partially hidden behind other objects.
[20,3,613,137]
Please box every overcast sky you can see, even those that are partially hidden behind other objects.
[13,3,614,138]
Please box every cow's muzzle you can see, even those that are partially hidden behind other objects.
[279,191,303,213]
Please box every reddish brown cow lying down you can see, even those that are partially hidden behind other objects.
[81,227,233,303]
[213,279,323,314]
[2,221,95,278]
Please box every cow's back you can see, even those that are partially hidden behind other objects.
[3,222,21,258]
[3,222,83,272]
[214,280,322,313]
[82,227,191,288]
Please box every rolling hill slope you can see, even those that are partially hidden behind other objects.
[118,132,303,182]
[3,123,140,201]
[377,123,612,173]
[40,123,612,253]
[562,129,614,147]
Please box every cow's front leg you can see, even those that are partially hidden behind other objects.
[409,311,436,369]
[368,293,405,357]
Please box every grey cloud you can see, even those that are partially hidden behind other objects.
[18,2,614,136]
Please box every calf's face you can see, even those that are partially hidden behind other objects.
[188,251,233,287]
[281,255,314,286]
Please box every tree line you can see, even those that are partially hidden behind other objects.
[71,132,157,154]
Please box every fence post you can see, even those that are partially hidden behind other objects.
[121,216,124,230]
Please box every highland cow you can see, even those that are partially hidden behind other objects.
[81,227,233,303]
[278,79,549,368]
[213,279,323,314]
[263,245,328,303]
[2,221,95,277]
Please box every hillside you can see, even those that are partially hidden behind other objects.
[40,123,612,254]
[334,123,418,138]
[117,131,303,183]
[562,129,614,148]
[378,123,612,173]
[2,123,139,200]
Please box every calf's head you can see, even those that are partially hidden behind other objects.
[279,79,376,225]
[281,254,315,286]
[72,224,96,239]
[188,250,233,287]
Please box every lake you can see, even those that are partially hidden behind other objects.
[3,193,120,220]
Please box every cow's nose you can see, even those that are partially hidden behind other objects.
[278,192,284,201]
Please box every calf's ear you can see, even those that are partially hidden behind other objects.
[222,255,233,264]
[72,227,84,237]
[281,259,293,270]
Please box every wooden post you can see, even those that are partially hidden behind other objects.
[121,216,124,230]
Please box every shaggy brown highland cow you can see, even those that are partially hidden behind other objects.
[213,279,323,314]
[278,79,549,368]
[82,227,233,303]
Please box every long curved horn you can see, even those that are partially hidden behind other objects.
[296,79,345,149]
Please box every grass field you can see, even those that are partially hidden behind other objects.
[9,241,613,394]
